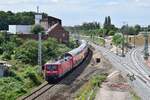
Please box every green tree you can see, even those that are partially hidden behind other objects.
[121,25,137,35]
[14,40,38,65]
[0,11,37,30]
[112,33,124,46]
[107,16,111,25]
[31,24,45,34]
[0,32,23,60]
[134,24,141,34]
[103,16,117,35]
[104,17,108,29]
[108,30,115,36]
[147,25,150,31]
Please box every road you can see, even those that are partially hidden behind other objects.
[90,42,150,100]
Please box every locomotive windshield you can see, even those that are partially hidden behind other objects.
[46,65,58,71]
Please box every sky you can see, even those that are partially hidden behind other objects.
[0,0,150,27]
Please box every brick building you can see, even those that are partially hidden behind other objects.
[8,14,69,43]
[47,23,69,43]
[40,16,62,31]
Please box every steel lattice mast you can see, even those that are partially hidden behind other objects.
[140,29,150,60]
[36,6,42,72]
[144,31,149,60]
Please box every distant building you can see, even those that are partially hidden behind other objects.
[0,61,11,77]
[47,23,69,43]
[17,23,69,43]
[8,14,69,43]
[8,25,32,34]
[40,16,62,31]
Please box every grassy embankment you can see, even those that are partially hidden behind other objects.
[91,36,105,46]
[75,74,107,100]
[0,33,77,100]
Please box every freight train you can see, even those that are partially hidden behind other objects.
[43,40,89,81]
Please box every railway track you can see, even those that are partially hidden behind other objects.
[130,48,150,85]
[19,82,56,100]
[102,46,150,85]
[98,44,150,83]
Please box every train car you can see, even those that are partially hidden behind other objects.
[44,40,88,81]
[65,40,88,67]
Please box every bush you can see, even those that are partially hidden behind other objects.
[0,32,23,60]
[66,38,78,49]
[108,30,115,36]
[14,37,73,65]
[91,75,106,87]
[0,77,26,100]
[112,33,124,46]
[31,24,45,34]
[24,67,41,85]
[14,40,38,65]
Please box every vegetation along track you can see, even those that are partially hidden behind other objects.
[19,48,93,100]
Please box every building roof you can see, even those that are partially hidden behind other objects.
[0,61,12,67]
[47,23,59,33]
[47,16,61,21]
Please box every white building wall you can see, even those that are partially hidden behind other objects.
[8,25,17,34]
[8,25,32,34]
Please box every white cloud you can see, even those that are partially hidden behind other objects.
[106,1,119,6]
[0,0,150,26]
[0,0,33,5]
[135,0,140,2]
[51,0,59,3]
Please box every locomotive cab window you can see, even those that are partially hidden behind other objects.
[46,65,58,71]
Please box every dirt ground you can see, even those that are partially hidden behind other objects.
[95,71,132,100]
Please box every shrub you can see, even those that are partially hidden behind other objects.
[91,75,106,87]
[24,67,41,85]
[14,40,38,65]
[108,30,115,36]
[31,24,45,34]
[0,77,26,100]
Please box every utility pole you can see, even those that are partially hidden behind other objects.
[143,30,149,60]
[35,6,42,73]
[122,22,127,57]
[134,32,136,48]
[140,28,150,60]
[38,32,42,71]
[122,32,125,57]
[126,24,129,52]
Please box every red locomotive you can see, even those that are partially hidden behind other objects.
[43,40,88,81]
